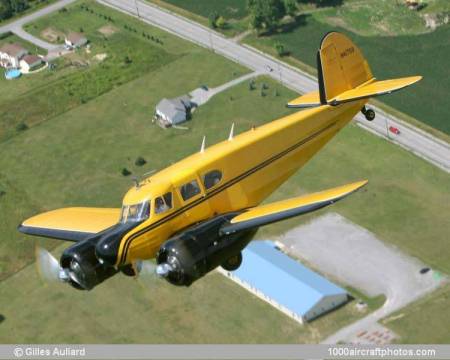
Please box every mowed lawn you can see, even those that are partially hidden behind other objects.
[244,17,450,135]
[383,284,450,344]
[162,0,247,19]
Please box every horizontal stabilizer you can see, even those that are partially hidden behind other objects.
[220,180,368,235]
[18,207,120,242]
[287,91,321,108]
[330,76,422,105]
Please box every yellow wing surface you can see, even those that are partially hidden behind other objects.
[287,91,321,108]
[19,207,121,242]
[220,180,367,235]
[331,76,422,105]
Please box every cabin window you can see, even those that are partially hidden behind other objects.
[203,170,223,190]
[180,180,201,201]
[155,192,173,214]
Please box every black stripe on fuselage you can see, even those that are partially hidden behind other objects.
[118,120,337,264]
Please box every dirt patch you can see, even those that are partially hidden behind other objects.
[94,53,108,62]
[41,27,65,43]
[98,25,118,37]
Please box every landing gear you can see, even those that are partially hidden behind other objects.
[221,252,243,271]
[361,106,375,121]
[120,264,138,277]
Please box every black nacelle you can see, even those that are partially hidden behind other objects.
[61,236,118,290]
[156,214,256,286]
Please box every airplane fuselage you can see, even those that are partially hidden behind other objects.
[114,99,365,266]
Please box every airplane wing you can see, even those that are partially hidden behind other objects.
[331,76,422,105]
[18,207,121,242]
[220,180,367,235]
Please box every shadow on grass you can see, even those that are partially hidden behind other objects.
[260,13,311,37]
[298,0,343,7]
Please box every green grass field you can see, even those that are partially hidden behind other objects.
[162,0,247,19]
[0,0,58,26]
[383,283,450,343]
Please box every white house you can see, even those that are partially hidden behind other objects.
[65,32,88,48]
[0,43,28,68]
[20,55,43,73]
[155,96,192,126]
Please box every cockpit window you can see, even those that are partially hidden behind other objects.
[120,201,150,223]
[155,192,173,214]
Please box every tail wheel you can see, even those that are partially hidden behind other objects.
[221,252,243,271]
[365,108,375,121]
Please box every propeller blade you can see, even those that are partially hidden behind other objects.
[35,246,62,283]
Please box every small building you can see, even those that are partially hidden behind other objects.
[0,43,28,68]
[65,32,88,48]
[155,95,192,127]
[219,241,348,323]
[20,55,43,72]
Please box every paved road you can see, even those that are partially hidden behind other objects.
[279,213,443,344]
[0,0,77,51]
[98,0,450,173]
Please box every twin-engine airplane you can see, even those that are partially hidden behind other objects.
[19,32,421,291]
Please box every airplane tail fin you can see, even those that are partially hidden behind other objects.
[288,32,421,108]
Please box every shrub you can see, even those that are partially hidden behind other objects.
[0,190,6,198]
[135,156,147,167]
[121,168,132,176]
[16,122,28,132]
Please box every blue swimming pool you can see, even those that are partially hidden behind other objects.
[5,69,21,80]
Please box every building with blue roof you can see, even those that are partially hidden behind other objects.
[219,240,348,323]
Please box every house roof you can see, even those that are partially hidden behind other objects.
[230,241,346,317]
[156,96,191,119]
[21,55,42,65]
[0,43,27,57]
[66,32,87,44]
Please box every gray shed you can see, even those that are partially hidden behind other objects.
[155,96,192,125]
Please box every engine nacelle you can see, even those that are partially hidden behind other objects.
[60,236,118,290]
[156,215,256,286]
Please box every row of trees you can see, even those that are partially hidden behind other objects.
[247,0,297,33]
[0,0,29,21]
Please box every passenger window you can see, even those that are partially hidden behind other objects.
[203,170,223,190]
[180,180,201,201]
[155,192,173,214]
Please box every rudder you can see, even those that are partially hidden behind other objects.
[317,32,373,104]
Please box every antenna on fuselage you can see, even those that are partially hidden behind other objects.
[132,176,140,189]
[228,123,235,141]
[200,136,206,153]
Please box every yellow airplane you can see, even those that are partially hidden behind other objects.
[19,32,421,290]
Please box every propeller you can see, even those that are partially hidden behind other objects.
[35,246,69,284]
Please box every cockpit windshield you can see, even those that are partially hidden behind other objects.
[120,201,150,223]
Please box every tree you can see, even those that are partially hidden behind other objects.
[275,41,286,56]
[209,11,219,28]
[216,16,226,29]
[0,0,13,20]
[284,0,297,17]
[9,0,28,13]
[247,0,287,33]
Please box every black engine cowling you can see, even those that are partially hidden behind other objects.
[60,236,118,290]
[156,214,256,286]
